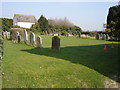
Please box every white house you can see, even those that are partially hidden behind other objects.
[13,14,37,29]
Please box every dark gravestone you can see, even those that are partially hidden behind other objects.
[52,36,60,51]
[96,34,100,40]
[18,35,21,43]
[10,32,13,40]
[58,33,61,36]
[102,34,106,40]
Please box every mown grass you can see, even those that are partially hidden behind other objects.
[2,35,119,88]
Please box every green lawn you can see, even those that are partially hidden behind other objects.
[2,35,119,88]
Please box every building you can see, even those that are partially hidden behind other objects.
[13,14,37,29]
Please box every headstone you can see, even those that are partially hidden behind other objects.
[18,35,21,43]
[10,32,13,40]
[36,36,42,48]
[106,34,109,40]
[45,31,48,35]
[58,33,61,36]
[2,32,5,39]
[52,33,54,36]
[16,31,20,42]
[96,33,100,40]
[66,33,69,37]
[78,32,81,37]
[23,30,28,43]
[30,32,35,46]
[5,31,8,39]
[52,36,60,51]
[102,34,106,40]
[100,33,102,39]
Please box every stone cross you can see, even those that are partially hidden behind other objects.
[16,31,20,42]
[30,32,35,46]
[52,36,60,51]
[23,30,28,43]
[36,36,42,48]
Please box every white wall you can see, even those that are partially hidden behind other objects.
[17,22,35,29]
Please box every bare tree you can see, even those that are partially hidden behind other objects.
[48,17,74,27]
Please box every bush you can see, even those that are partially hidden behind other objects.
[10,28,24,41]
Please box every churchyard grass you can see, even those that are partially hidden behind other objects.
[2,35,119,88]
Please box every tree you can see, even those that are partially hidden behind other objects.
[0,18,13,31]
[38,15,49,34]
[106,5,120,39]
[48,17,82,34]
[30,23,41,32]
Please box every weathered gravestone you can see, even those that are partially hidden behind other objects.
[23,30,28,44]
[52,36,60,51]
[2,32,5,39]
[36,36,42,48]
[30,32,35,46]
[99,34,102,39]
[78,32,81,38]
[96,33,100,40]
[5,31,8,39]
[66,33,69,37]
[16,31,20,42]
[102,34,106,40]
[106,34,109,40]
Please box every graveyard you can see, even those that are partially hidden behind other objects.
[2,34,119,88]
[0,2,120,88]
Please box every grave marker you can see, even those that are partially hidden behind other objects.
[36,36,42,48]
[52,36,60,51]
[30,32,35,46]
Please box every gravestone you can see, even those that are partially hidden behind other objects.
[78,32,81,37]
[30,32,35,46]
[100,34,102,39]
[2,32,5,39]
[58,33,61,36]
[23,30,28,43]
[106,34,109,40]
[66,33,69,37]
[16,31,20,42]
[96,33,100,40]
[52,36,60,51]
[18,35,21,43]
[102,34,106,40]
[5,31,8,39]
[10,32,13,40]
[36,36,42,48]
[52,33,54,36]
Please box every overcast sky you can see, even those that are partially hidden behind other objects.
[0,1,119,31]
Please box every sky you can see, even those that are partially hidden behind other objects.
[0,1,119,31]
